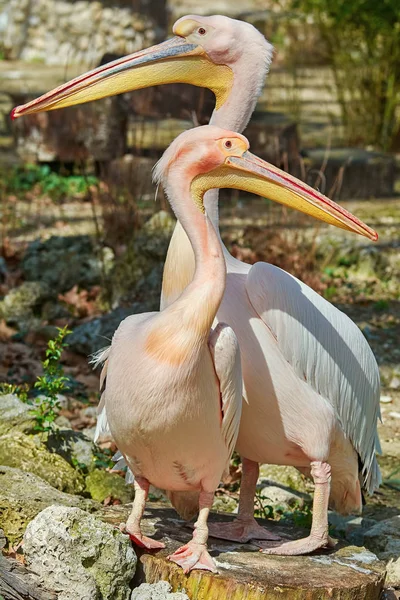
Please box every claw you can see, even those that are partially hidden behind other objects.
[258,534,335,556]
[168,541,217,573]
[207,518,280,543]
[128,532,165,550]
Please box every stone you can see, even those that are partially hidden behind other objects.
[46,427,96,472]
[102,505,385,599]
[0,281,49,328]
[23,506,137,600]
[363,516,400,561]
[22,235,112,295]
[131,581,189,600]
[67,306,134,356]
[259,484,311,511]
[85,470,134,504]
[0,394,36,435]
[0,432,85,494]
[143,211,175,236]
[258,464,311,493]
[212,494,238,514]
[0,466,97,544]
[328,513,378,546]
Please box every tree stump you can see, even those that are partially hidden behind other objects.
[101,504,386,600]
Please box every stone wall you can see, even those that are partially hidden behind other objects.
[0,0,166,65]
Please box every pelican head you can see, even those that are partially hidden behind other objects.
[154,126,377,241]
[11,15,272,119]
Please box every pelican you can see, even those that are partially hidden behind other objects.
[96,126,249,574]
[12,15,381,556]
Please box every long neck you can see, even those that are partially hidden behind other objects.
[164,182,226,334]
[162,67,266,308]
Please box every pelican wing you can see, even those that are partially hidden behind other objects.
[208,323,243,463]
[246,262,381,493]
[90,346,111,442]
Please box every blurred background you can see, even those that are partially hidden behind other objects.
[0,0,399,582]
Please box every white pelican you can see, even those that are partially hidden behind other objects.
[12,15,381,556]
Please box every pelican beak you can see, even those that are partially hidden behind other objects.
[11,37,233,120]
[194,151,378,240]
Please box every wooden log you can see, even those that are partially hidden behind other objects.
[0,555,57,600]
[101,504,386,600]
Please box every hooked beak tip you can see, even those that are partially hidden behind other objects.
[10,107,18,121]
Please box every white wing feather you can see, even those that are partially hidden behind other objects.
[246,262,381,493]
[208,323,243,465]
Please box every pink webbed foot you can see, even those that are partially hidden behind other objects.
[168,541,217,573]
[208,518,280,544]
[120,523,165,550]
[259,534,335,556]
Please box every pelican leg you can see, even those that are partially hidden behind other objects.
[207,458,280,543]
[261,461,335,555]
[168,491,217,573]
[123,476,165,550]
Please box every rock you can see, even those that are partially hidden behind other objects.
[0,394,35,435]
[46,427,96,471]
[67,306,134,356]
[85,469,134,504]
[258,464,310,494]
[22,235,111,295]
[212,494,238,514]
[0,432,85,494]
[389,376,400,390]
[131,581,189,600]
[328,513,378,545]
[0,466,97,544]
[142,211,175,237]
[23,506,137,600]
[0,281,49,328]
[363,516,400,562]
[258,483,311,511]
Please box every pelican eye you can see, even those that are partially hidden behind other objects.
[224,140,232,149]
[198,27,206,35]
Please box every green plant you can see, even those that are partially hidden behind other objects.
[0,383,29,402]
[93,447,115,470]
[254,491,274,520]
[2,164,98,203]
[31,326,72,432]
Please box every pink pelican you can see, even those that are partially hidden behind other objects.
[12,16,381,556]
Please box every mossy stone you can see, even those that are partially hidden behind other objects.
[0,432,85,494]
[258,464,310,494]
[85,469,134,503]
[0,394,36,436]
[0,466,97,545]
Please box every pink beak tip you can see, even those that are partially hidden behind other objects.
[10,106,19,121]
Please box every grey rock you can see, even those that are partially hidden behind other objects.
[257,466,312,511]
[259,483,311,511]
[67,306,135,356]
[363,515,400,560]
[258,464,310,493]
[0,394,35,435]
[328,513,377,545]
[24,505,136,600]
[0,432,85,494]
[131,581,189,600]
[0,466,97,544]
[22,235,111,295]
[0,281,49,328]
[46,428,96,471]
